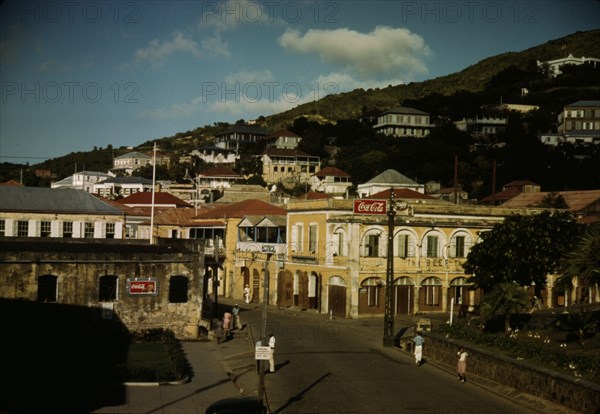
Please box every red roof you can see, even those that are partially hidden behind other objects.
[194,199,285,220]
[268,129,301,138]
[199,165,241,178]
[314,166,350,178]
[368,188,434,200]
[116,192,192,207]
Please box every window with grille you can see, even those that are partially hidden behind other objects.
[84,222,94,238]
[17,220,29,237]
[63,222,73,238]
[106,223,115,239]
[41,221,51,237]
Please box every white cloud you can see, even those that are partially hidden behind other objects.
[132,32,214,67]
[278,26,431,79]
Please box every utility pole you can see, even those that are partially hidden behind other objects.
[212,235,219,320]
[383,189,396,347]
[258,246,274,405]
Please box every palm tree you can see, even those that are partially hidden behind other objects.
[480,282,530,332]
[557,223,600,293]
[555,310,599,347]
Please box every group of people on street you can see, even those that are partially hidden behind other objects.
[413,333,468,382]
[214,304,242,345]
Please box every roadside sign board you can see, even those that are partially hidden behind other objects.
[255,345,271,360]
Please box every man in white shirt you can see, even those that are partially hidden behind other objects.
[268,333,276,373]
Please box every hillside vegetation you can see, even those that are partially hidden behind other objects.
[2,29,599,199]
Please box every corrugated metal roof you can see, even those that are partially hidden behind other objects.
[0,187,123,215]
[365,169,417,185]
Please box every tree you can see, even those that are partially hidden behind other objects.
[480,282,530,332]
[556,222,600,291]
[464,211,581,293]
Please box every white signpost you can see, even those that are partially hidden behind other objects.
[255,345,271,360]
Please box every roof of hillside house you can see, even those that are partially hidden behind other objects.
[117,192,192,208]
[194,199,286,220]
[114,151,151,159]
[379,106,429,116]
[301,192,332,200]
[368,188,436,200]
[566,100,600,107]
[363,169,418,186]
[199,165,241,178]
[501,190,600,212]
[0,187,123,215]
[314,166,350,178]
[98,176,153,185]
[480,180,540,203]
[217,184,270,204]
[215,125,269,136]
[151,207,206,225]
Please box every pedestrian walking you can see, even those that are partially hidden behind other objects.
[457,346,468,382]
[215,320,223,345]
[413,333,424,366]
[244,284,251,304]
[268,332,276,373]
[232,304,241,330]
[223,312,232,339]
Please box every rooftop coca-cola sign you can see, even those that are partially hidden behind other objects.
[353,199,387,215]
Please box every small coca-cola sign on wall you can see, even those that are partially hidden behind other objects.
[353,199,387,215]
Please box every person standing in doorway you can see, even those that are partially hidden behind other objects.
[457,346,468,382]
[268,333,276,373]
[244,284,251,304]
[232,304,241,330]
[413,333,424,366]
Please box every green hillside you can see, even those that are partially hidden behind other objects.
[263,29,600,128]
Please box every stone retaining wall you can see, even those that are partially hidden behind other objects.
[422,332,600,413]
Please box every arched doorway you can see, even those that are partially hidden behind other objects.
[328,276,347,318]
[359,277,385,315]
[420,276,443,311]
[394,276,415,315]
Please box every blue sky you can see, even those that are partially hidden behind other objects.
[1,0,599,165]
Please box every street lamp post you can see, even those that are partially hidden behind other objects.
[383,189,396,347]
[258,246,274,404]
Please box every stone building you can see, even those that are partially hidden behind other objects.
[0,238,204,339]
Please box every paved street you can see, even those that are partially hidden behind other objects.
[229,306,542,414]
[2,301,580,414]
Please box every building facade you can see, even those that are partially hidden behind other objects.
[373,107,433,138]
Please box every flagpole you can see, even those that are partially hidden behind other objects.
[149,142,157,244]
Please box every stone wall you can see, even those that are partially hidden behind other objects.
[422,332,600,413]
[0,238,205,339]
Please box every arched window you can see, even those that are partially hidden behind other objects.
[99,275,118,302]
[448,231,472,258]
[396,230,417,258]
[169,276,189,303]
[422,231,446,258]
[362,231,382,257]
[37,275,57,302]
